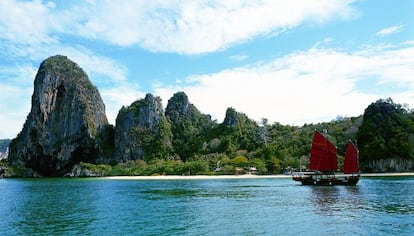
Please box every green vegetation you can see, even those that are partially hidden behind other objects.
[80,95,383,175]
[108,97,414,174]
[39,55,87,82]
[7,83,413,176]
[165,92,214,162]
[78,160,211,176]
[357,98,414,171]
[115,94,173,160]
[0,159,32,177]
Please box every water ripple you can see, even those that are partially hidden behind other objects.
[1,177,413,235]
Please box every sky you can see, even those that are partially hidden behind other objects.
[1,0,413,139]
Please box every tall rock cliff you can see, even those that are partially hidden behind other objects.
[165,92,213,161]
[115,94,172,161]
[220,107,259,151]
[357,98,414,172]
[8,55,111,176]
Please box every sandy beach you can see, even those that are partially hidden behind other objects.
[103,174,291,180]
[360,172,414,177]
[102,172,414,180]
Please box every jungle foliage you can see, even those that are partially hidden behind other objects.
[109,97,412,175]
[357,98,414,164]
[6,96,413,176]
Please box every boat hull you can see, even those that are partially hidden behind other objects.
[292,173,360,186]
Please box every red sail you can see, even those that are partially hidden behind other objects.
[343,141,359,174]
[309,130,338,171]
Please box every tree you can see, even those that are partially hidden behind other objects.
[232,156,249,167]
[165,92,214,162]
[266,158,282,174]
[357,98,414,165]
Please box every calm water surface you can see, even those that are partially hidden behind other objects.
[1,176,413,235]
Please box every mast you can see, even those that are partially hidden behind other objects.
[343,141,359,174]
[309,130,338,171]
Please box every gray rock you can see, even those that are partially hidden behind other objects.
[65,164,101,177]
[222,107,256,128]
[165,92,213,161]
[367,158,414,172]
[8,55,111,176]
[115,94,172,161]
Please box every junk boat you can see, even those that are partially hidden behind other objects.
[292,130,360,186]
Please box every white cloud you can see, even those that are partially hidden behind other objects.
[1,0,357,54]
[100,85,145,125]
[0,0,57,44]
[376,24,404,36]
[56,46,128,83]
[57,0,356,54]
[0,84,32,138]
[2,0,412,140]
[154,43,414,125]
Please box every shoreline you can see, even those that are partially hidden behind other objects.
[102,174,292,180]
[360,172,414,177]
[101,172,414,180]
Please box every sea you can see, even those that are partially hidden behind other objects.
[1,176,413,236]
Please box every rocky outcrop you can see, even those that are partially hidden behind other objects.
[222,107,254,128]
[8,55,111,176]
[64,164,103,177]
[366,159,414,172]
[165,92,213,161]
[115,94,172,161]
[0,139,10,160]
[220,107,259,151]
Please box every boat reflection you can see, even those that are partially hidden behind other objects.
[309,185,364,216]
[309,186,341,215]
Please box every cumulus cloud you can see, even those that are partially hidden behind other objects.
[1,0,356,55]
[100,84,145,125]
[2,0,411,140]
[0,0,58,44]
[71,0,356,54]
[0,83,32,138]
[154,43,414,125]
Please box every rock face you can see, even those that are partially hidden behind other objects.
[8,55,111,176]
[222,107,258,130]
[165,92,213,161]
[115,94,172,161]
[220,107,259,151]
[223,107,250,128]
[366,159,414,172]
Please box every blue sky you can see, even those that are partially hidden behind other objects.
[1,0,413,139]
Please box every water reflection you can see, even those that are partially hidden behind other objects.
[363,177,414,215]
[2,177,414,235]
[11,179,97,235]
[309,186,340,215]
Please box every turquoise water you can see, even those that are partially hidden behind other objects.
[1,177,413,235]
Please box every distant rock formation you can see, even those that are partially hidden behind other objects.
[165,92,213,161]
[366,159,414,172]
[222,107,255,128]
[8,55,112,176]
[115,94,172,161]
[220,107,259,151]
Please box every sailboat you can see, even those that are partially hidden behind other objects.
[292,130,360,186]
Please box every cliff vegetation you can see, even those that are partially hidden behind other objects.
[3,55,414,177]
